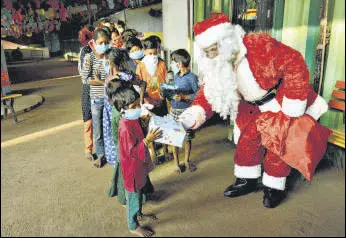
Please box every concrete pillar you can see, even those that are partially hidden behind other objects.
[162,0,189,66]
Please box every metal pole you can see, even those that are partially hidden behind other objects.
[123,9,127,26]
[317,0,329,95]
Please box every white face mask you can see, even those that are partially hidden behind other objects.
[142,55,159,76]
[170,61,179,75]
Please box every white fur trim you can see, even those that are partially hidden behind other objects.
[234,164,261,179]
[281,96,307,117]
[305,95,328,120]
[233,25,247,66]
[195,23,232,49]
[178,105,206,130]
[233,121,241,144]
[236,59,267,102]
[259,98,281,113]
[262,172,286,191]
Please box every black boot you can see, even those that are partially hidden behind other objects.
[224,178,258,197]
[263,186,286,208]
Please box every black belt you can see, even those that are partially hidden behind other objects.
[247,78,283,106]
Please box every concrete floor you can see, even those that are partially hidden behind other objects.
[1,77,345,236]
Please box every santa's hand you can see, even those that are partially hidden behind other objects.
[178,106,206,130]
[178,113,195,129]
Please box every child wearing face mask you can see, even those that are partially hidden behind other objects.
[169,49,199,174]
[136,36,170,164]
[108,82,161,237]
[103,49,154,205]
[126,37,144,72]
[81,27,110,168]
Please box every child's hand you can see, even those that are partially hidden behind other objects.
[146,127,162,142]
[173,94,181,101]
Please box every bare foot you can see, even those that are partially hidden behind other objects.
[85,152,94,161]
[174,166,181,174]
[93,157,106,168]
[137,213,158,221]
[129,226,154,237]
[186,162,197,172]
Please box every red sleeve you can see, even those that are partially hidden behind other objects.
[273,39,311,100]
[192,85,214,120]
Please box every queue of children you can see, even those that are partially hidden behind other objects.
[78,18,199,237]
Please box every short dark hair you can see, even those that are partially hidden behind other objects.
[106,48,135,76]
[93,27,110,41]
[147,35,161,44]
[142,36,158,50]
[171,49,191,67]
[116,20,126,29]
[121,29,138,44]
[106,80,139,112]
[126,37,143,51]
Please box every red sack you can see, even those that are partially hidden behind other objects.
[281,115,332,181]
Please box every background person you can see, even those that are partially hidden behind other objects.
[81,27,110,168]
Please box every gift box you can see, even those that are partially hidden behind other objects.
[148,115,186,148]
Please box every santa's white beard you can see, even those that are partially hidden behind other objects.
[200,55,240,120]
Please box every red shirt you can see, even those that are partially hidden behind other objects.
[118,118,153,192]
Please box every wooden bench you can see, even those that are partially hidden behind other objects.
[327,80,345,148]
[1,93,22,123]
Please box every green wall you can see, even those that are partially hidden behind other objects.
[193,0,233,24]
[320,0,345,129]
[281,0,311,55]
[272,0,285,41]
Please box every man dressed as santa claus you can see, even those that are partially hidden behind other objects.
[179,13,332,208]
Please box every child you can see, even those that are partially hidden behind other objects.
[136,36,167,115]
[136,36,169,163]
[109,29,124,49]
[126,37,144,72]
[104,48,153,204]
[108,82,161,237]
[169,49,199,174]
[81,27,110,168]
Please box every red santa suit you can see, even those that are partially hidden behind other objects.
[181,14,332,191]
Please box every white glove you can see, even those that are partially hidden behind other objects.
[178,110,195,129]
[178,106,206,130]
[140,103,154,117]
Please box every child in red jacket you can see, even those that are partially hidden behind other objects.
[108,81,162,237]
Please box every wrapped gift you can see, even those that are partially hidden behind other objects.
[149,115,186,148]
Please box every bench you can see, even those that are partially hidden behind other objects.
[1,93,22,123]
[327,80,345,148]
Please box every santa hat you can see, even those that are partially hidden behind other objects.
[194,13,232,49]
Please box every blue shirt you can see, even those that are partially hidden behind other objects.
[171,70,199,109]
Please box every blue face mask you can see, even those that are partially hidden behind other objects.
[122,108,142,120]
[95,44,109,55]
[102,59,110,75]
[129,51,144,60]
